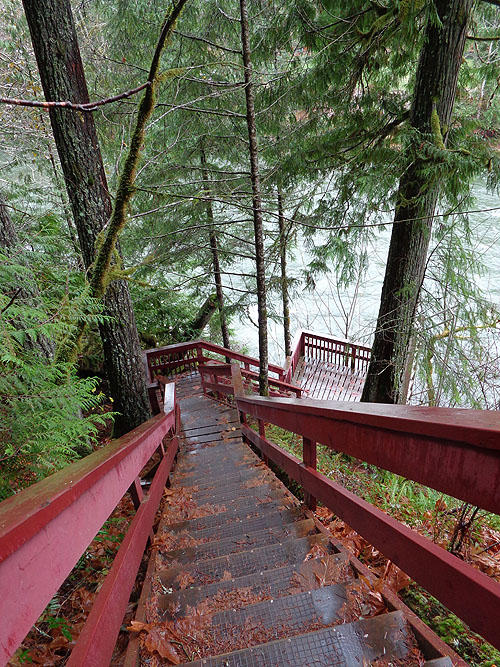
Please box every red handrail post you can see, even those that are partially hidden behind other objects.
[196,343,203,367]
[128,477,143,509]
[303,437,317,510]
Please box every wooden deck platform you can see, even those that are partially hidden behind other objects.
[293,357,366,401]
[126,372,449,665]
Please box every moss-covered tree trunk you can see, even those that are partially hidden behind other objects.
[22,0,150,435]
[361,0,473,404]
[200,145,231,350]
[240,0,269,395]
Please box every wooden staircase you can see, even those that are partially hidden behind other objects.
[3,337,499,665]
[125,373,452,665]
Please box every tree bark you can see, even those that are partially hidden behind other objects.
[200,145,231,349]
[0,194,54,359]
[22,0,150,435]
[277,189,292,358]
[361,0,473,404]
[240,0,269,395]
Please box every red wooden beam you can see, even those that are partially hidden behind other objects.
[0,411,174,662]
[236,395,500,515]
[68,436,179,666]
[240,424,500,650]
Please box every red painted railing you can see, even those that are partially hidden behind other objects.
[199,363,302,399]
[144,339,286,383]
[0,384,179,665]
[285,330,371,382]
[199,365,500,652]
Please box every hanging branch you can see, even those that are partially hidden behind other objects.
[0,82,150,111]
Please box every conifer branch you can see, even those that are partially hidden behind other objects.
[0,82,150,111]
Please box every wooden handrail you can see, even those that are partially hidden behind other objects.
[235,394,500,512]
[145,339,286,380]
[198,363,301,399]
[0,391,179,664]
[231,380,500,651]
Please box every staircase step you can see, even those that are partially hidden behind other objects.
[174,455,259,480]
[424,659,453,666]
[163,484,291,525]
[162,506,307,546]
[158,534,332,589]
[173,465,266,490]
[180,480,283,506]
[161,503,306,541]
[159,552,351,618]
[182,429,242,446]
[159,519,316,563]
[182,420,240,436]
[186,584,353,658]
[187,610,414,666]
[178,441,249,462]
[162,497,301,533]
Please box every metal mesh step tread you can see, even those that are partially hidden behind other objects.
[162,498,302,533]
[181,436,243,454]
[179,480,287,506]
[175,449,259,474]
[182,420,241,435]
[162,505,308,543]
[159,552,352,619]
[181,428,243,445]
[159,534,332,589]
[182,431,243,447]
[173,464,268,490]
[186,584,353,658]
[187,610,414,666]
[173,479,290,506]
[159,519,316,563]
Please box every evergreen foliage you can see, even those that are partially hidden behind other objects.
[0,218,112,499]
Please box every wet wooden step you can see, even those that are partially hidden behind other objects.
[158,552,352,619]
[187,610,415,666]
[158,534,332,589]
[159,519,316,564]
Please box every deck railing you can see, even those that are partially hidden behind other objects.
[200,365,500,652]
[199,363,302,400]
[285,330,372,382]
[145,339,286,384]
[0,384,179,665]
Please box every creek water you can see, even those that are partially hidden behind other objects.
[233,181,500,366]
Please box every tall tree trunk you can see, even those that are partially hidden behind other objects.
[277,189,291,358]
[22,0,150,435]
[361,0,472,404]
[0,194,54,359]
[240,0,269,395]
[200,145,230,349]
